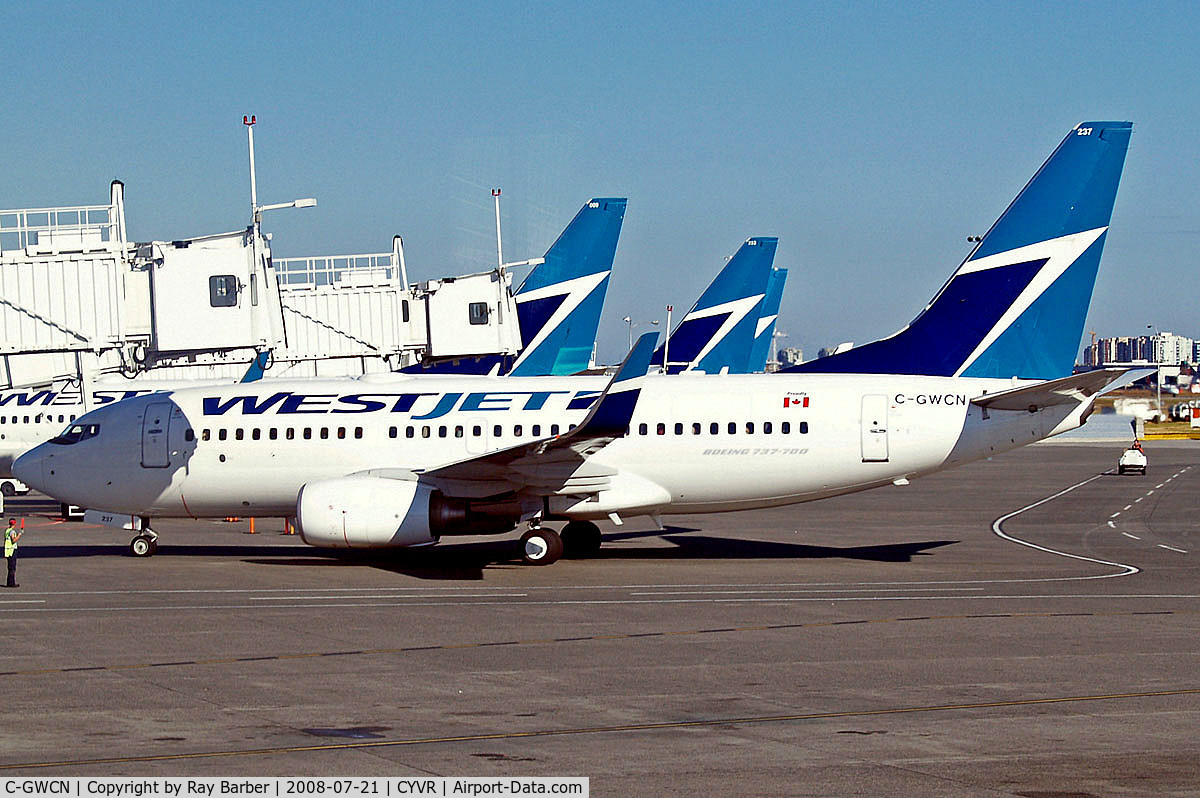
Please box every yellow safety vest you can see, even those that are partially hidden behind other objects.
[4,529,16,557]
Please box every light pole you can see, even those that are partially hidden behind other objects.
[243,115,316,303]
[1148,325,1162,422]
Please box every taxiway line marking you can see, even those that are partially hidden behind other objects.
[1157,545,1187,554]
[1123,533,1141,540]
[5,688,1198,770]
[6,595,1200,614]
[2,609,1190,679]
[248,593,529,601]
[628,588,986,596]
[991,474,1140,578]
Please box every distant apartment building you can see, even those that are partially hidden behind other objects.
[1083,332,1196,367]
[1154,332,1194,365]
[777,346,804,367]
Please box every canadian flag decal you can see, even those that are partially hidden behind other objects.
[783,394,809,408]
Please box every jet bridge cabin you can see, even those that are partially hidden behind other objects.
[0,181,286,386]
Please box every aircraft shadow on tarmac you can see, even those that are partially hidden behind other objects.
[18,529,958,582]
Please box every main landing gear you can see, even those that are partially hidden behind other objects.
[560,520,602,559]
[520,526,563,566]
[130,522,158,557]
[519,520,604,565]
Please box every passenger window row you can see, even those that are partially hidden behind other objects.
[388,423,576,440]
[197,423,583,444]
[1,414,76,425]
[636,420,810,436]
[200,426,366,442]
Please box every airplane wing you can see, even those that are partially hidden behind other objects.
[970,367,1151,411]
[363,332,658,498]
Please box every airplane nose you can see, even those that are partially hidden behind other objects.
[11,450,42,490]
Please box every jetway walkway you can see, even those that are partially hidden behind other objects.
[0,182,525,387]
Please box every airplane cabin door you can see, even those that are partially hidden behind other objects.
[860,394,889,462]
[140,401,173,468]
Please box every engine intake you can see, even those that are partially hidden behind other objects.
[296,476,520,549]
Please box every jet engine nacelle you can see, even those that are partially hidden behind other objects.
[296,476,521,549]
[297,476,437,549]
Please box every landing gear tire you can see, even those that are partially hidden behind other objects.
[0,483,14,497]
[520,528,563,566]
[130,535,155,557]
[561,520,602,559]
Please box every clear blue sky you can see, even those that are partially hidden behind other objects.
[3,1,1196,362]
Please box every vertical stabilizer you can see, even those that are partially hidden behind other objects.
[747,266,787,372]
[785,122,1131,380]
[509,198,627,376]
[652,236,777,373]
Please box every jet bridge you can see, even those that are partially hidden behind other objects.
[0,181,289,388]
[1,181,527,386]
[273,237,521,372]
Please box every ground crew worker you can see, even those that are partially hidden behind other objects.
[4,519,21,588]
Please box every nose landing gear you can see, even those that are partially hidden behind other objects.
[130,520,158,557]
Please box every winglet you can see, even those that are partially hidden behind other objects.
[570,332,658,437]
[239,350,271,383]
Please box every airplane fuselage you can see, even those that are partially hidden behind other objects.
[17,372,1084,521]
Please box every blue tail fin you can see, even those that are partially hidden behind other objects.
[401,197,626,377]
[651,236,777,374]
[508,198,627,376]
[785,122,1131,380]
[747,266,787,372]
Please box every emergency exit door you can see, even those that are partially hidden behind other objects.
[860,394,889,462]
[141,401,173,468]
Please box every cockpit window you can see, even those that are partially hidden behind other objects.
[49,423,100,445]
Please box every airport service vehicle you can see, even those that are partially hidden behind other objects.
[0,478,29,497]
[1118,445,1147,475]
[15,122,1135,564]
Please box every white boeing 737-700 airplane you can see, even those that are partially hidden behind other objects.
[15,122,1135,565]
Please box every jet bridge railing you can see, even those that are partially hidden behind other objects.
[0,202,125,258]
[274,252,403,290]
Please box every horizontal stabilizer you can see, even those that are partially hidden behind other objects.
[970,368,1149,411]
